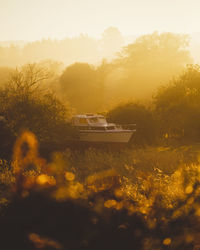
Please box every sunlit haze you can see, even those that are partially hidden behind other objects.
[1,2,200,249]
[1,0,200,41]
[0,0,199,111]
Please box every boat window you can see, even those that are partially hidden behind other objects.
[79,118,88,124]
[98,118,106,123]
[89,117,99,123]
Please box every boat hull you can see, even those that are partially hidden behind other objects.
[78,130,134,143]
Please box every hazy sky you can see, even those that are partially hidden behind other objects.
[1,0,200,41]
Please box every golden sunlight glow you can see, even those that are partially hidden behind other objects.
[65,172,75,182]
[163,238,171,246]
[1,0,200,41]
[36,174,56,186]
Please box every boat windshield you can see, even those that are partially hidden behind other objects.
[79,118,88,125]
[89,117,106,124]
[98,118,106,124]
[89,117,99,123]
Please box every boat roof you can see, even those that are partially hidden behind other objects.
[73,114,105,119]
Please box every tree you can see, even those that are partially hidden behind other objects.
[154,64,200,143]
[107,102,157,145]
[109,32,193,99]
[59,63,104,112]
[0,64,72,145]
[0,67,14,86]
[101,27,124,59]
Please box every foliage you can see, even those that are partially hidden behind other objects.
[101,27,124,59]
[1,133,200,249]
[0,31,194,111]
[108,32,192,99]
[0,67,14,85]
[154,64,200,143]
[107,102,157,144]
[0,28,122,68]
[0,64,72,144]
[59,62,104,112]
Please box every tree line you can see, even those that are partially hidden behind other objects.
[0,27,124,67]
[0,31,199,158]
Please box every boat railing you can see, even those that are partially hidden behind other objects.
[72,121,136,132]
[116,124,137,130]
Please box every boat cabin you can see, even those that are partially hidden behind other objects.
[71,114,116,131]
[71,114,135,143]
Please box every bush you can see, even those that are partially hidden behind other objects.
[0,64,73,158]
[107,102,157,145]
[154,64,200,144]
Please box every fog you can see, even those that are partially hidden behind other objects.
[0,28,196,112]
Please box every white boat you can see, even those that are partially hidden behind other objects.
[71,114,136,143]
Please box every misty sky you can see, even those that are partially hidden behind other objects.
[1,0,200,41]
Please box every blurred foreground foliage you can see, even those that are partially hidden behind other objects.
[0,132,200,249]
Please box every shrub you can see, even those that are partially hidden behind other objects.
[107,102,157,145]
[0,64,73,157]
